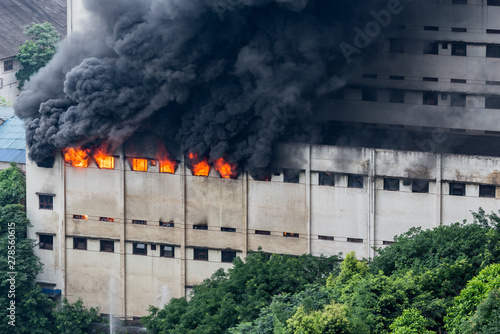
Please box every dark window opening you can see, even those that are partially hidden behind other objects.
[452,0,467,4]
[194,248,208,261]
[442,43,448,49]
[423,77,438,82]
[362,88,377,102]
[100,240,114,252]
[159,220,174,227]
[132,219,147,225]
[283,169,300,183]
[221,250,236,263]
[348,175,364,188]
[73,237,87,250]
[423,92,438,105]
[480,185,496,198]
[221,227,236,232]
[161,245,175,258]
[384,178,400,191]
[389,90,404,103]
[319,172,335,186]
[412,180,429,193]
[3,59,13,72]
[389,39,404,53]
[389,75,404,80]
[133,243,147,255]
[488,0,500,5]
[451,43,467,56]
[39,234,53,250]
[452,27,467,32]
[193,224,208,230]
[347,238,363,243]
[383,240,395,245]
[449,183,466,196]
[283,232,299,238]
[451,79,466,84]
[487,29,500,34]
[423,26,439,31]
[39,195,53,210]
[486,45,500,58]
[150,244,157,251]
[255,230,271,235]
[73,214,87,220]
[423,42,439,55]
[99,217,114,222]
[451,93,466,107]
[318,235,334,241]
[486,96,500,109]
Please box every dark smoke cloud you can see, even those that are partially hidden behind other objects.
[15,0,386,173]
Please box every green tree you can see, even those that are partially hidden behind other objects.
[287,302,354,334]
[327,252,368,288]
[55,298,103,334]
[0,96,11,107]
[15,22,60,89]
[467,289,500,334]
[389,309,433,334]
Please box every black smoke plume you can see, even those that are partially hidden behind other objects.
[15,0,387,174]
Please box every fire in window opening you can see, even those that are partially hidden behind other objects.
[99,217,115,222]
[130,158,148,172]
[283,232,299,238]
[156,143,177,174]
[94,148,114,169]
[73,214,88,220]
[100,240,114,252]
[159,220,174,227]
[187,152,210,176]
[213,157,238,179]
[63,147,90,167]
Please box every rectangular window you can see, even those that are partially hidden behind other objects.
[283,169,300,183]
[133,243,147,255]
[452,27,467,32]
[389,90,404,103]
[423,92,438,105]
[221,227,236,232]
[131,158,148,172]
[486,96,500,109]
[283,232,299,238]
[319,172,335,186]
[486,45,500,58]
[3,59,13,72]
[132,219,147,225]
[39,234,53,250]
[389,38,404,53]
[452,0,467,4]
[423,77,438,82]
[488,0,500,5]
[159,220,174,227]
[39,195,54,210]
[318,235,334,241]
[412,180,429,193]
[451,79,466,84]
[451,43,467,56]
[100,240,114,252]
[480,185,496,198]
[73,214,88,220]
[384,178,400,191]
[449,183,466,196]
[221,250,236,263]
[160,245,175,258]
[423,26,439,31]
[255,230,271,235]
[99,217,115,222]
[194,248,208,261]
[383,240,395,245]
[348,175,364,188]
[347,238,363,243]
[451,93,466,107]
[389,75,404,80]
[487,29,500,34]
[193,224,208,230]
[73,237,87,250]
[423,42,438,55]
[362,88,377,102]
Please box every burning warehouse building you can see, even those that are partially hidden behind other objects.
[15,0,500,318]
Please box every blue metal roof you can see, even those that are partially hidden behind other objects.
[0,116,26,163]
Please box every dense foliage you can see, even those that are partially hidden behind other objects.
[145,209,500,334]
[15,22,60,89]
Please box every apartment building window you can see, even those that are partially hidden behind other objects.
[347,238,363,243]
[318,235,334,241]
[486,45,500,58]
[39,234,53,250]
[362,88,377,101]
[99,217,115,222]
[193,224,208,230]
[131,158,148,172]
[485,96,500,109]
[452,0,467,4]
[487,29,500,34]
[423,26,439,31]
[488,0,500,5]
[319,172,335,186]
[452,27,467,33]
[389,90,404,103]
[255,230,271,235]
[283,232,299,238]
[480,185,496,198]
[389,75,404,80]
[451,43,467,56]
[451,93,466,107]
[383,240,396,245]
[133,243,147,255]
[3,59,13,72]
[221,250,236,263]
[73,214,88,220]
[423,77,438,82]
[73,237,87,250]
[160,245,175,258]
[384,178,400,191]
[348,175,364,188]
[449,183,466,196]
[159,220,174,227]
[132,219,147,225]
[100,240,114,252]
[221,227,236,232]
[38,194,54,210]
[423,42,438,55]
[194,248,208,261]
[389,39,404,53]
[284,169,300,183]
[451,79,466,84]
[412,180,429,193]
[423,92,438,105]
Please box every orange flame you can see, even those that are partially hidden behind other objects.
[131,158,148,172]
[187,152,210,176]
[157,143,177,174]
[214,157,238,179]
[63,147,90,167]
[93,148,114,169]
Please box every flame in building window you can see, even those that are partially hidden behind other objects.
[214,157,238,179]
[187,152,210,176]
[131,158,148,171]
[157,143,177,174]
[93,148,114,169]
[63,147,90,167]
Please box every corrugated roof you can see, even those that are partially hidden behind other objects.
[0,116,25,150]
[0,106,14,118]
[0,148,25,163]
[0,0,66,59]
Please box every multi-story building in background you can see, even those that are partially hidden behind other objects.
[26,0,500,319]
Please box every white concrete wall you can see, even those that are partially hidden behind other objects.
[0,58,19,104]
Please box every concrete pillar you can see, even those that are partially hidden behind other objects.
[180,155,187,297]
[119,148,126,317]
[435,154,442,226]
[61,154,67,297]
[242,172,248,258]
[306,145,311,254]
[368,149,376,258]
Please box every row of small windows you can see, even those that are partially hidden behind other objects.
[390,40,500,58]
[450,0,500,5]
